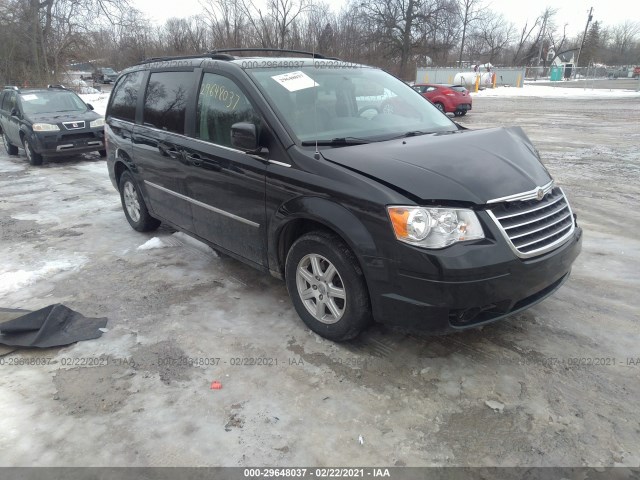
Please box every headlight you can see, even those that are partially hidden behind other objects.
[32,123,59,132]
[387,206,484,248]
[90,118,105,128]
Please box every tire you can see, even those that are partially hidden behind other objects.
[98,149,107,158]
[435,102,445,113]
[22,136,43,166]
[454,110,467,117]
[285,231,371,341]
[3,132,18,155]
[118,170,161,232]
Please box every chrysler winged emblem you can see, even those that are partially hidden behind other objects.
[536,188,545,201]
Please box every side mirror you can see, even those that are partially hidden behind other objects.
[230,122,258,152]
[86,104,94,111]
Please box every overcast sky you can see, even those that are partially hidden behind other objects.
[133,0,639,36]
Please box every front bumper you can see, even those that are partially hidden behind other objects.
[29,128,104,157]
[365,222,582,333]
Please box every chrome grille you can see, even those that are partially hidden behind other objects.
[488,187,575,258]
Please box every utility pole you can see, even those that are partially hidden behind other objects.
[535,13,548,80]
[575,7,593,77]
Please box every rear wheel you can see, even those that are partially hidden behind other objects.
[454,110,467,117]
[2,132,18,155]
[285,231,371,341]
[22,137,43,166]
[118,170,161,232]
[435,102,445,113]
[98,149,107,158]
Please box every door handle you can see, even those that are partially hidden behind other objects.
[186,153,202,167]
[166,149,181,159]
[158,143,181,159]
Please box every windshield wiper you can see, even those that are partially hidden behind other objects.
[301,137,371,146]
[384,130,432,141]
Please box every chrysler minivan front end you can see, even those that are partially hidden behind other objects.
[105,52,581,341]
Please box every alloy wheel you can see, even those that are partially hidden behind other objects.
[296,253,347,324]
[123,181,141,222]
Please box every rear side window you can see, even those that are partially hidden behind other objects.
[108,71,143,122]
[143,71,192,134]
[196,73,260,147]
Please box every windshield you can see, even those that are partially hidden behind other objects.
[20,91,87,115]
[247,65,456,144]
[102,68,117,75]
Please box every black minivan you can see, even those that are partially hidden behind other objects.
[105,49,582,341]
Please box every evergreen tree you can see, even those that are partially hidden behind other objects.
[580,20,601,66]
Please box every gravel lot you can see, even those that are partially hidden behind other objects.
[0,95,639,468]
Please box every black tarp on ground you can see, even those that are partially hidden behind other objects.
[0,304,107,348]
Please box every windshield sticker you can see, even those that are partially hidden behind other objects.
[21,94,38,101]
[271,71,318,92]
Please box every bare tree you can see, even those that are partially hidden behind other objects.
[456,0,485,65]
[511,19,540,65]
[469,12,514,64]
[359,0,449,78]
[238,0,310,49]
[1,0,133,84]
[609,20,640,63]
[202,0,245,49]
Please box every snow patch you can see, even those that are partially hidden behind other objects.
[0,258,87,296]
[474,84,640,99]
[74,162,109,176]
[79,93,109,116]
[0,161,24,173]
[137,237,169,251]
[485,400,505,413]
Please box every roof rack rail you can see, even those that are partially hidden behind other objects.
[139,54,204,64]
[137,52,235,65]
[208,48,332,59]
[136,48,339,66]
[47,84,66,90]
[3,86,20,91]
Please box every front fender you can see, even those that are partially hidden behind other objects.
[268,196,379,277]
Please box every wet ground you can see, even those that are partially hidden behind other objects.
[0,96,639,467]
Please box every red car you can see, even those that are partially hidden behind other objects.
[412,83,472,117]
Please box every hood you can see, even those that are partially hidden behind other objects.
[26,111,99,124]
[320,127,552,205]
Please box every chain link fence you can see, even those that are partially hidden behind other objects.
[525,65,640,81]
[417,65,640,89]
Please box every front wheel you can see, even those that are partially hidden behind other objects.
[285,231,371,341]
[22,137,43,166]
[454,110,467,117]
[118,170,161,232]
[435,102,445,113]
[98,149,107,158]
